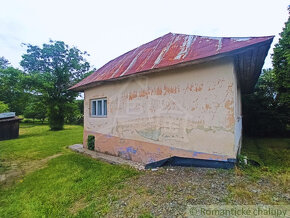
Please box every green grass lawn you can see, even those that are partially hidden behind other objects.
[228,137,290,205]
[0,123,289,217]
[0,123,139,217]
[242,137,290,171]
[0,123,83,172]
[240,137,290,184]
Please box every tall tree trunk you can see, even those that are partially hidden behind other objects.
[48,103,64,130]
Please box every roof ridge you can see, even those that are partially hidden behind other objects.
[171,32,274,39]
[93,33,274,72]
[70,32,274,91]
[92,33,173,73]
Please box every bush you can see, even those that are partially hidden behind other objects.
[87,135,95,150]
[0,101,9,113]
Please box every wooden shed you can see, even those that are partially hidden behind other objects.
[0,113,22,141]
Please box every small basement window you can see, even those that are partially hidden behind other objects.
[91,98,107,117]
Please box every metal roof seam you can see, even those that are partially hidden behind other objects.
[70,33,274,90]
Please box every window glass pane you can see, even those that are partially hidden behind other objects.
[92,101,96,115]
[97,100,102,116]
[104,100,107,116]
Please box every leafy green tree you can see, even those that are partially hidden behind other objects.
[243,69,287,136]
[0,57,11,69]
[0,101,9,113]
[244,9,290,137]
[64,100,84,125]
[272,7,290,128]
[20,40,90,130]
[0,67,29,115]
[24,97,47,123]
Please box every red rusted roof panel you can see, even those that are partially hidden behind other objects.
[71,33,274,90]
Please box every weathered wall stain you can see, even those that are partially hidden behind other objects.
[129,91,138,100]
[137,128,161,141]
[225,99,234,128]
[83,58,240,164]
[83,131,230,164]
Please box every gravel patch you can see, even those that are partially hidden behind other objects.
[106,167,236,217]
[106,167,289,217]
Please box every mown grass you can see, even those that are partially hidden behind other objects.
[241,137,290,179]
[0,123,83,169]
[0,154,138,217]
[227,137,290,204]
[0,123,139,217]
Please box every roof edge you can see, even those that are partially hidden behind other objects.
[70,36,274,92]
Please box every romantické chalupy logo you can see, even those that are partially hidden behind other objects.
[186,205,289,217]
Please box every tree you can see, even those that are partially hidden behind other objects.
[24,97,47,123]
[272,7,290,132]
[20,40,90,130]
[0,101,9,113]
[0,56,11,69]
[242,69,287,136]
[0,67,30,115]
[64,100,84,125]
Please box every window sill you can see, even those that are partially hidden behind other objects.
[90,116,107,118]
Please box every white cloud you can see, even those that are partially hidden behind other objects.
[0,0,288,69]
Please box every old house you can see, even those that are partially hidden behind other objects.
[70,33,273,168]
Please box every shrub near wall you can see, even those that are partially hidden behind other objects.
[87,135,95,150]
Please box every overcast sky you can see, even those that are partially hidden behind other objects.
[0,0,289,70]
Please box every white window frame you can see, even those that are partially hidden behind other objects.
[91,98,107,117]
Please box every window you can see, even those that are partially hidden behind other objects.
[91,98,107,117]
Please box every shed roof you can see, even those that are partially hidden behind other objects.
[70,33,274,92]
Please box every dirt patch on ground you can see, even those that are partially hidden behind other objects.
[69,197,90,215]
[0,153,63,187]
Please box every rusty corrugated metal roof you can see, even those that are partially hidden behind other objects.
[71,33,274,90]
